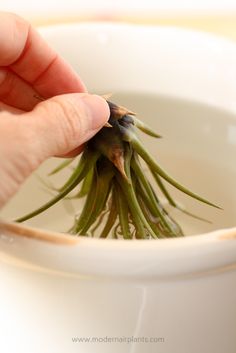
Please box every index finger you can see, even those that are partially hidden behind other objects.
[0,12,86,97]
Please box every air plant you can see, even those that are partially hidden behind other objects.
[16,100,220,239]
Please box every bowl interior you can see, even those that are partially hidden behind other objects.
[2,23,236,237]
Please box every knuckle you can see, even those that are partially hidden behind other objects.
[0,12,30,65]
[8,12,29,32]
[0,12,24,25]
[36,97,84,153]
[17,121,41,168]
[0,117,40,176]
[50,97,82,141]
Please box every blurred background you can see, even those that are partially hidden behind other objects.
[1,0,236,40]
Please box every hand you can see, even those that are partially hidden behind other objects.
[0,12,109,208]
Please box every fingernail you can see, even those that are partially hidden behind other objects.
[81,94,110,132]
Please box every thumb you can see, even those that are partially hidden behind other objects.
[24,93,110,159]
[0,94,109,207]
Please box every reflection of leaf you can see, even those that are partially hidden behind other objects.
[35,174,59,192]
[48,158,74,176]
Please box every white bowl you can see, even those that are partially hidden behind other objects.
[1,23,236,353]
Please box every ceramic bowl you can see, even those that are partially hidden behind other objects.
[0,23,236,353]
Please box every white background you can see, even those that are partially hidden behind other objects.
[0,0,236,21]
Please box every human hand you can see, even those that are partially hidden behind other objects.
[0,13,109,208]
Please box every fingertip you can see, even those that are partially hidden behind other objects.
[81,94,110,130]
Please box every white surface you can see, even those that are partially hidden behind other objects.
[1,0,236,21]
[0,23,236,353]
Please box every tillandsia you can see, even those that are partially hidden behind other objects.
[16,100,220,239]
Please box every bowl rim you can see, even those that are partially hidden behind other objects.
[0,221,236,278]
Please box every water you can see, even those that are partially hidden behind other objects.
[2,93,236,236]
